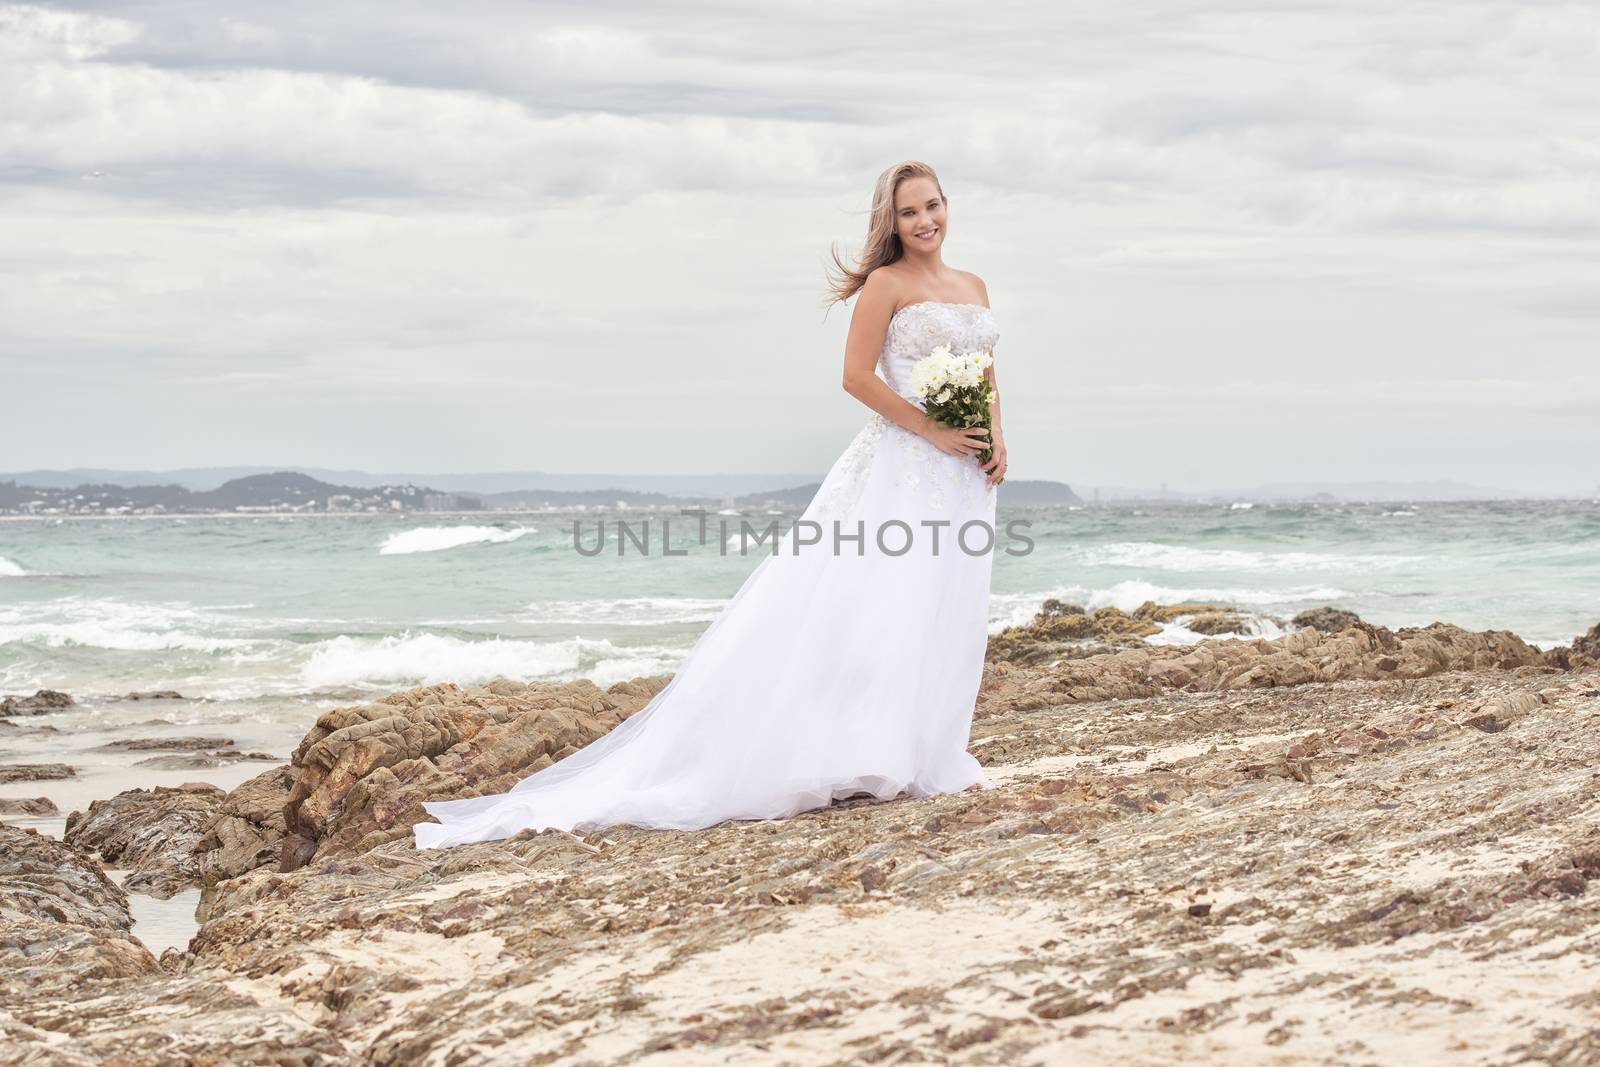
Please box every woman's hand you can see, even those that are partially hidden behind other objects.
[923,421,993,459]
[981,433,1007,486]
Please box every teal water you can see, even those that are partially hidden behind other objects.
[1,501,1596,741]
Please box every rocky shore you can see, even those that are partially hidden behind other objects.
[2,608,1598,1064]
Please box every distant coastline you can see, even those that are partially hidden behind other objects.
[0,470,1086,516]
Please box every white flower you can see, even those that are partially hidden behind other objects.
[911,343,992,400]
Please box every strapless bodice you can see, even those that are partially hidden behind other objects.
[878,301,998,407]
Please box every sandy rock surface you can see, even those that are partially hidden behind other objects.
[2,619,1597,1064]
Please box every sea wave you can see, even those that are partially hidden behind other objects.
[986,586,1091,633]
[0,619,259,653]
[0,597,265,653]
[300,631,682,689]
[523,596,732,627]
[378,525,536,556]
[1086,580,1352,612]
[0,557,28,577]
[1074,541,1422,573]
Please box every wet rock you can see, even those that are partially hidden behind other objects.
[1545,622,1600,670]
[1135,601,1234,624]
[97,736,235,751]
[985,600,1245,665]
[0,762,77,783]
[0,796,59,817]
[0,719,59,735]
[64,783,226,899]
[1185,612,1253,636]
[1291,606,1364,633]
[120,690,186,700]
[133,750,278,770]
[0,688,74,716]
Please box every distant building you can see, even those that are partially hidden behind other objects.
[422,493,482,512]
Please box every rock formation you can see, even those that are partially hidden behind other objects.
[276,675,668,871]
[63,784,226,899]
[977,617,1547,717]
[0,688,74,717]
[0,825,158,1009]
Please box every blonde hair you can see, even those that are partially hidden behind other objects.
[823,160,945,306]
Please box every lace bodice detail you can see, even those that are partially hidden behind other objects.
[879,302,998,406]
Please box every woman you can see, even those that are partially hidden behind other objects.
[413,160,1008,848]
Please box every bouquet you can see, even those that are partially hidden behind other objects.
[908,343,1001,478]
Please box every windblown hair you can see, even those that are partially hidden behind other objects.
[824,160,945,306]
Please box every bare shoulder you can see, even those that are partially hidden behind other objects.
[861,265,908,307]
[956,269,991,307]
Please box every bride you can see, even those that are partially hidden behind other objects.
[413,160,1009,848]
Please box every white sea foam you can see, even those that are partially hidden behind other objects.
[300,631,681,689]
[0,557,26,577]
[1085,580,1353,612]
[378,525,535,556]
[986,586,1091,633]
[1145,615,1294,647]
[1074,541,1422,573]
[0,597,263,653]
[0,619,257,652]
[524,596,731,627]
[988,584,1321,638]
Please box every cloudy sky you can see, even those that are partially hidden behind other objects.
[3,1,1597,494]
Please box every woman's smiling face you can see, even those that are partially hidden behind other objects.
[894,175,946,253]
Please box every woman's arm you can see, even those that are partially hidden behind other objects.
[840,271,941,438]
[970,275,1007,485]
[972,276,1003,442]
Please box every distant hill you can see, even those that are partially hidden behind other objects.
[0,467,822,496]
[0,472,479,515]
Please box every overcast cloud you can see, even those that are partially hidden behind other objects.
[2,1,1597,493]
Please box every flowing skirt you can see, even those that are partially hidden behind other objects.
[413,412,999,848]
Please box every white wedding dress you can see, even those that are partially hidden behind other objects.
[413,301,1001,848]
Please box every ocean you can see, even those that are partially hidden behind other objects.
[3,500,1597,850]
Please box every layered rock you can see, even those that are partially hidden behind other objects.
[96,736,236,751]
[1291,606,1364,633]
[269,675,668,871]
[0,688,73,717]
[0,763,76,783]
[0,797,59,817]
[0,824,158,1007]
[63,783,226,899]
[1545,622,1600,670]
[977,618,1547,718]
[193,765,294,920]
[984,598,1263,665]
